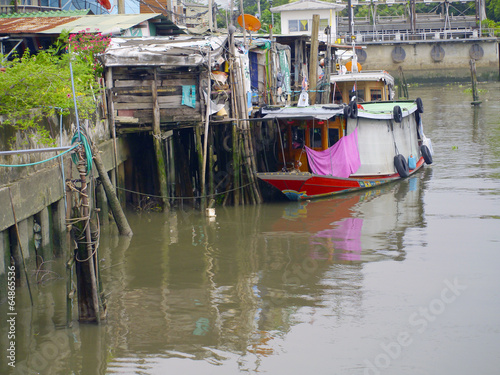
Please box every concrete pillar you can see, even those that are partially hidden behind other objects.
[0,230,8,277]
[51,198,69,258]
[39,206,53,261]
[10,219,32,286]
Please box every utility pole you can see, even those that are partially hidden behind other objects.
[347,0,353,38]
[209,0,213,31]
[309,14,320,105]
[118,0,125,14]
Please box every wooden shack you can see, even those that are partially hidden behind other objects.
[100,34,264,209]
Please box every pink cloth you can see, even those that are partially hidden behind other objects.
[305,128,361,178]
[310,218,364,261]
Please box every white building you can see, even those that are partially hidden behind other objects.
[270,0,345,40]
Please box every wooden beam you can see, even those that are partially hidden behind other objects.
[152,68,169,209]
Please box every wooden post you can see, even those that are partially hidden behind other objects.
[92,150,133,237]
[232,122,240,205]
[309,14,320,105]
[195,125,205,205]
[470,59,482,105]
[75,148,101,323]
[151,68,170,208]
[209,140,215,198]
[201,49,212,208]
[105,67,119,189]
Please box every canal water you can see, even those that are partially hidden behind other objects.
[2,82,500,375]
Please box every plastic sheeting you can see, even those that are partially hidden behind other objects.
[305,128,361,178]
[348,114,420,176]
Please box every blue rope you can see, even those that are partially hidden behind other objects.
[0,143,80,168]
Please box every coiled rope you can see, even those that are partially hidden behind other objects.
[71,131,93,175]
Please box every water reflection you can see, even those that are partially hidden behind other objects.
[1,169,432,375]
[266,168,431,264]
[106,168,431,374]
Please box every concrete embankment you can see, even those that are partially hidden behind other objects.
[0,114,129,299]
[357,38,499,82]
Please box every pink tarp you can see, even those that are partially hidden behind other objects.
[305,128,361,178]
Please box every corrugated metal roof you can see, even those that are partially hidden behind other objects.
[0,17,81,34]
[101,35,228,67]
[39,14,168,35]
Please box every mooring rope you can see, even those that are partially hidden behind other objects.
[115,181,255,200]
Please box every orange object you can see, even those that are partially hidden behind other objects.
[237,14,262,32]
[97,0,112,10]
[345,61,362,72]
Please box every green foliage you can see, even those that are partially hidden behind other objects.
[0,31,102,146]
[481,18,500,35]
[486,0,500,22]
[67,29,111,76]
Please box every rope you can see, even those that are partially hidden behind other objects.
[71,131,93,175]
[115,181,255,200]
[0,143,80,168]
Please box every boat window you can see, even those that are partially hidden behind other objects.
[292,127,304,149]
[370,89,382,101]
[288,20,299,32]
[328,128,339,147]
[310,128,322,148]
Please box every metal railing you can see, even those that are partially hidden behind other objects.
[348,28,497,43]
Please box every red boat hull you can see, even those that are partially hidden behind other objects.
[257,158,425,200]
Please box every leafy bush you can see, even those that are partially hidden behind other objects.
[0,31,106,146]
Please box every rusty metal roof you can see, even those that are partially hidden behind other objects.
[0,16,81,34]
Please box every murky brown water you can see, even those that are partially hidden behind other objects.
[2,82,500,375]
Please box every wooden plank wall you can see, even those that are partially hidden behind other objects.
[111,67,203,126]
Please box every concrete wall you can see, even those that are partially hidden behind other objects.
[0,126,130,290]
[358,39,499,82]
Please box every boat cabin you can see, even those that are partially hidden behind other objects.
[330,70,395,104]
[259,106,346,173]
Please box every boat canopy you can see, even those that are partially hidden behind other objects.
[260,105,344,120]
[330,71,395,86]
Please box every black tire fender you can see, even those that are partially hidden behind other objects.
[421,145,433,165]
[349,100,358,119]
[416,97,424,113]
[393,105,403,123]
[223,135,232,152]
[394,154,410,178]
[344,104,352,118]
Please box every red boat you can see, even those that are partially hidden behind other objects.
[256,99,433,201]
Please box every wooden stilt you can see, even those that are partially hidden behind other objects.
[151,67,169,209]
[470,59,482,105]
[201,49,212,209]
[232,122,240,205]
[92,150,133,237]
[75,149,101,323]
[195,125,205,205]
[209,134,215,198]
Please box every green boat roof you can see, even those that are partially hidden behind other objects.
[360,101,417,114]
